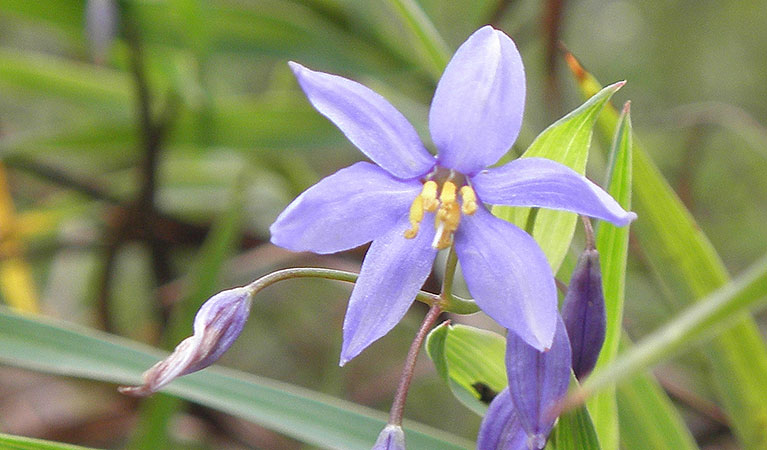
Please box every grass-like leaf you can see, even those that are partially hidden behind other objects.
[586,102,632,449]
[566,52,767,448]
[0,432,96,450]
[0,308,473,450]
[493,81,624,272]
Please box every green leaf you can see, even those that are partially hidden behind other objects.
[425,321,451,382]
[616,338,699,450]
[567,55,767,449]
[0,433,96,450]
[586,102,633,450]
[0,309,473,450]
[577,254,767,408]
[552,379,602,450]
[385,0,451,78]
[492,81,624,272]
[0,47,131,107]
[426,324,507,415]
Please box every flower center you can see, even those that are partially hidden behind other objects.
[404,174,478,250]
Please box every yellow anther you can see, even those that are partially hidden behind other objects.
[439,181,457,204]
[437,201,461,232]
[460,186,478,215]
[421,181,439,212]
[404,196,424,239]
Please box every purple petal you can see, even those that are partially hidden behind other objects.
[506,316,572,448]
[471,157,637,226]
[270,162,422,254]
[372,425,406,450]
[340,217,437,365]
[477,388,529,450]
[289,62,436,179]
[119,287,253,396]
[430,26,525,175]
[454,207,557,350]
[561,248,606,380]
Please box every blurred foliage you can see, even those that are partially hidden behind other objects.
[1,0,766,449]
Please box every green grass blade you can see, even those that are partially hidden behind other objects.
[615,338,698,450]
[553,385,602,450]
[493,81,624,272]
[0,309,473,450]
[567,55,767,448]
[0,433,97,450]
[586,102,632,450]
[384,0,451,78]
[577,253,767,406]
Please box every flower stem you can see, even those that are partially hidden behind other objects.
[387,243,458,425]
[581,215,596,250]
[388,302,442,425]
[244,267,479,314]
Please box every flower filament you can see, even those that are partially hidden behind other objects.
[404,179,478,249]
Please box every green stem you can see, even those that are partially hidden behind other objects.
[524,207,540,235]
[440,245,459,300]
[244,267,479,314]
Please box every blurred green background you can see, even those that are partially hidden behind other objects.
[1,1,766,448]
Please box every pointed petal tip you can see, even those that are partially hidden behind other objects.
[287,60,304,73]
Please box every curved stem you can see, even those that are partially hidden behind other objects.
[244,267,479,314]
[388,303,442,425]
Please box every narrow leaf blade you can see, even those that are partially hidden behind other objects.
[0,309,472,450]
[493,81,624,272]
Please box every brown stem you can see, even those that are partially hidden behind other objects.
[388,303,442,425]
[542,0,567,116]
[581,215,595,250]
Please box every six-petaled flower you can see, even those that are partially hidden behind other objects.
[270,25,636,365]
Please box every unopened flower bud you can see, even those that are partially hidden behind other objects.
[561,248,605,380]
[505,316,571,448]
[119,286,253,396]
[372,424,406,450]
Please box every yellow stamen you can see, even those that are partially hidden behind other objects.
[404,195,424,239]
[460,186,478,215]
[433,182,461,249]
[421,181,439,212]
[439,181,457,204]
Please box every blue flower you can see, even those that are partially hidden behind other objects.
[270,26,635,365]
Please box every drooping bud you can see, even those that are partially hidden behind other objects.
[119,286,253,396]
[476,388,528,450]
[372,424,406,450]
[85,0,119,65]
[505,315,571,449]
[561,247,605,380]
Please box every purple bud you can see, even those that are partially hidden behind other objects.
[85,0,119,65]
[505,316,571,448]
[119,286,253,396]
[372,424,406,450]
[477,388,528,450]
[561,248,605,380]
